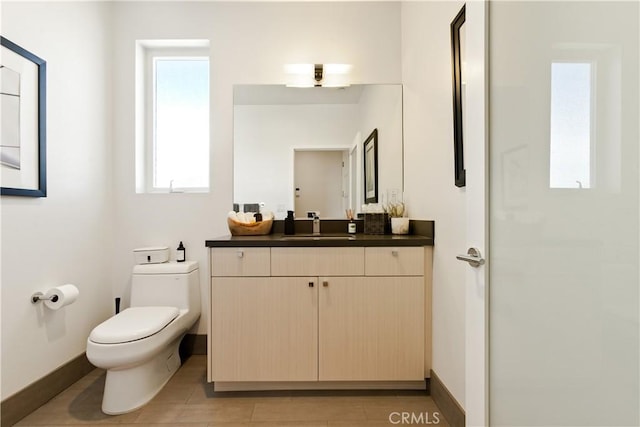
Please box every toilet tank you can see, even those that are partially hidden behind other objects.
[130,261,200,313]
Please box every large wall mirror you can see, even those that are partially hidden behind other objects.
[233,84,403,219]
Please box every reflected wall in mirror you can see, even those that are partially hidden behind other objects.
[233,84,403,219]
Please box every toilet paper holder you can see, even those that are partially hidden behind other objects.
[31,292,59,304]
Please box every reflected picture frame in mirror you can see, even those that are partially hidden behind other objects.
[363,128,378,203]
[450,4,466,188]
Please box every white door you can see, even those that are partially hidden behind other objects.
[459,2,488,426]
[489,2,639,426]
[294,150,345,218]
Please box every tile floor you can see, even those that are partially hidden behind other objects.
[15,355,448,426]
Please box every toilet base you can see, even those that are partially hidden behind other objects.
[101,337,182,415]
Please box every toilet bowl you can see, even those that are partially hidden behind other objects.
[86,261,200,415]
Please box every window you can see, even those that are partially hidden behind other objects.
[136,41,210,193]
[549,62,593,189]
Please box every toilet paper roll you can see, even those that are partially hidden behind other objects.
[44,284,79,310]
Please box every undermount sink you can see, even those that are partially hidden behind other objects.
[279,234,356,241]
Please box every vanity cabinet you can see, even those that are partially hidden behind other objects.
[209,244,432,390]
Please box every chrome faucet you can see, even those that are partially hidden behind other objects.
[313,216,321,235]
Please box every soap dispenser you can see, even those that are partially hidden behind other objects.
[313,216,321,235]
[284,211,295,235]
[176,241,186,262]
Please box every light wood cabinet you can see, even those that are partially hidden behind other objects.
[209,245,432,389]
[318,276,424,381]
[210,277,318,381]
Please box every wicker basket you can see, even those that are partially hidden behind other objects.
[227,217,273,236]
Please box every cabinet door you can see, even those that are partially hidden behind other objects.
[319,276,425,381]
[211,277,318,381]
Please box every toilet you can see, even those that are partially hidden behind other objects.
[86,260,200,415]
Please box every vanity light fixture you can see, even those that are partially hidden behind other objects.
[284,63,351,88]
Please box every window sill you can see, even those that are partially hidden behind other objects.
[137,189,210,195]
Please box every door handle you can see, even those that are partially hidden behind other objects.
[456,247,485,267]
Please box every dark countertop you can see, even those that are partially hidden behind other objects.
[205,233,433,248]
[206,219,434,248]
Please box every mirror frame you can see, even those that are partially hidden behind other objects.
[450,4,466,188]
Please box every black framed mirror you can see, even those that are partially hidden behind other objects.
[450,4,466,188]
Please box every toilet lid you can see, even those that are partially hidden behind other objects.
[89,306,180,344]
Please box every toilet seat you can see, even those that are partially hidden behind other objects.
[90,307,180,344]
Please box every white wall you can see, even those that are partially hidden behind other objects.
[111,1,402,334]
[234,104,359,217]
[401,0,466,408]
[0,2,114,399]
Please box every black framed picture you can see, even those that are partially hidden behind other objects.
[1,36,47,197]
[450,5,465,188]
[363,128,378,204]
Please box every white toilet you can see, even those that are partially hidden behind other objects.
[86,260,201,415]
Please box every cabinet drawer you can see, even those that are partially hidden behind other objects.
[211,248,270,277]
[271,247,364,276]
[365,247,424,276]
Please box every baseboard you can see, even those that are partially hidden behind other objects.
[430,370,465,427]
[179,333,207,358]
[213,380,427,392]
[1,353,94,427]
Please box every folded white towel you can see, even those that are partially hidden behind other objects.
[229,210,274,224]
